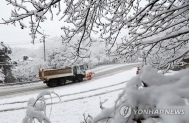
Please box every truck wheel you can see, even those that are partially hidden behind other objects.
[46,83,51,87]
[72,78,77,83]
[49,79,58,87]
[59,78,66,86]
[78,76,83,82]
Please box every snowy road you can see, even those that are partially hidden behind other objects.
[0,63,139,123]
[0,63,140,97]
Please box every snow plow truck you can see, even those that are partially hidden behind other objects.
[39,65,87,87]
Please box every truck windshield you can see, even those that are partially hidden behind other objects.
[80,65,84,70]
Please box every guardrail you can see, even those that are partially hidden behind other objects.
[0,80,41,87]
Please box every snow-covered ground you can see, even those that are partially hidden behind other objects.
[0,64,184,123]
[0,64,138,123]
[87,62,140,73]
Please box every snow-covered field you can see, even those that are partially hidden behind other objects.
[0,64,138,123]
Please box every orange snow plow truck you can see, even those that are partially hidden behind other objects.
[39,65,87,87]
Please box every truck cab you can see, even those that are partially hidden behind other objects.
[73,65,86,76]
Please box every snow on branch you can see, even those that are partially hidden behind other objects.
[89,66,189,123]
[139,28,189,45]
[1,0,61,43]
[22,90,61,123]
[1,0,189,67]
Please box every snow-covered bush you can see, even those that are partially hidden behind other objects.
[11,37,117,82]
[22,91,60,123]
[12,60,47,82]
[82,66,189,123]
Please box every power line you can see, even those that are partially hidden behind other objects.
[4,36,62,45]
[4,40,41,45]
[5,40,40,43]
[0,29,62,35]
[42,30,62,36]
[7,42,41,45]
[6,41,40,44]
[0,32,29,35]
[1,29,62,46]
[7,40,41,43]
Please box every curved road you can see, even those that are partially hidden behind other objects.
[0,63,140,97]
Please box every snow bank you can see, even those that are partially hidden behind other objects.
[92,66,189,123]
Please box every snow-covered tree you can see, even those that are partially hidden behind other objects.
[45,38,74,69]
[12,59,46,82]
[81,66,189,123]
[0,42,15,83]
[1,0,189,68]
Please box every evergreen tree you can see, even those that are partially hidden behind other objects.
[0,42,15,83]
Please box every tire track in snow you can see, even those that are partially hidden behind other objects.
[0,80,127,105]
[0,81,126,112]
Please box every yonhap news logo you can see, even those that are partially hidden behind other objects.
[133,108,185,115]
[120,105,185,118]
[120,105,132,118]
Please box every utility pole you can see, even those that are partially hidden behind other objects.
[41,31,49,62]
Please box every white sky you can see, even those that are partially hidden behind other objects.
[0,1,64,49]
